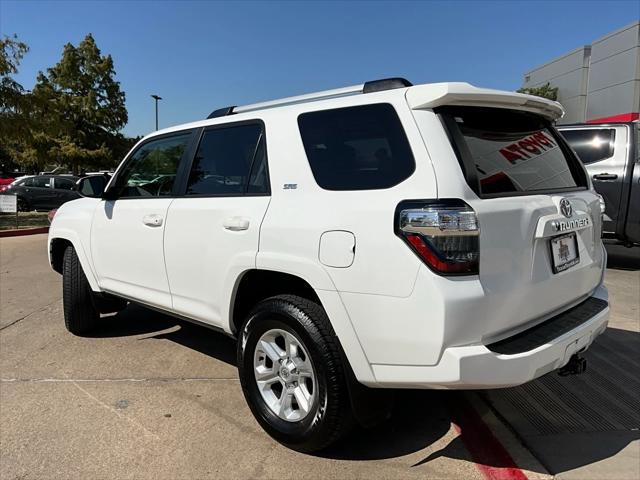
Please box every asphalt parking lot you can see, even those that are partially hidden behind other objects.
[1,235,638,479]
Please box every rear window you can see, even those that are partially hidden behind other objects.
[559,128,616,164]
[440,107,586,196]
[54,178,76,190]
[298,104,415,190]
[186,123,268,196]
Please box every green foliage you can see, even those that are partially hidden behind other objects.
[0,35,30,139]
[1,33,135,174]
[517,82,559,101]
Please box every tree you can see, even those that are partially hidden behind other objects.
[517,82,559,101]
[0,34,31,170]
[1,33,135,174]
[31,33,128,174]
[0,34,29,117]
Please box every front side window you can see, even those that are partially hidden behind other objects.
[560,128,616,164]
[440,106,586,196]
[113,133,192,198]
[186,124,266,195]
[298,104,415,190]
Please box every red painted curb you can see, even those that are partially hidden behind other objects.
[451,397,528,480]
[0,226,49,238]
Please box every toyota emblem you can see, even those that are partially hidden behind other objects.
[559,198,573,218]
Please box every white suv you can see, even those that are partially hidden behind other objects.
[48,78,609,452]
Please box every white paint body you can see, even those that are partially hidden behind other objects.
[48,82,609,389]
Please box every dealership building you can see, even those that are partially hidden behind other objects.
[522,21,639,124]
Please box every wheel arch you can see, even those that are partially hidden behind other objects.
[229,269,321,335]
[48,232,100,291]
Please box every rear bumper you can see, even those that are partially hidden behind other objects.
[367,283,609,389]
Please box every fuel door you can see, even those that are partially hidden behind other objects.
[319,230,355,268]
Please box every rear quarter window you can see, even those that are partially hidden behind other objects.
[297,103,415,190]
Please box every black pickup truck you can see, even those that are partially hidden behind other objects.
[559,122,639,246]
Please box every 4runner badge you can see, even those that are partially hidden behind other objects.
[552,216,590,232]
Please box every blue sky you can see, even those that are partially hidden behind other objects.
[1,0,638,137]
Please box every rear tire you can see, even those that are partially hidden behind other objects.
[62,246,99,335]
[238,295,352,452]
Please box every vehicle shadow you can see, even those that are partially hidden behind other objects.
[90,305,467,462]
[89,305,639,474]
[605,243,640,270]
[88,304,237,365]
[483,326,640,476]
[321,390,459,461]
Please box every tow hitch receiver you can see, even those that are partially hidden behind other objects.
[558,354,587,376]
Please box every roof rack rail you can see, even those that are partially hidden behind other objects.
[233,85,362,115]
[205,77,412,118]
[207,106,235,119]
[363,77,412,93]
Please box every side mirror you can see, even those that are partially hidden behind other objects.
[75,175,110,198]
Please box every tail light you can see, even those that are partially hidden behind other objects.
[395,199,479,275]
[0,185,7,193]
[596,193,606,215]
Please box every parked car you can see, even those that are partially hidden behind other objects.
[558,122,639,246]
[4,175,80,211]
[48,78,609,452]
[0,173,15,187]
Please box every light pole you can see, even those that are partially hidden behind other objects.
[151,94,162,130]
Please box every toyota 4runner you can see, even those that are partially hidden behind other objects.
[48,78,609,452]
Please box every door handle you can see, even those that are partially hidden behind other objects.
[223,217,250,231]
[593,173,618,181]
[142,214,163,227]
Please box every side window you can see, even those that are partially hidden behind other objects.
[560,129,616,165]
[23,178,35,187]
[32,177,52,188]
[113,133,192,198]
[186,124,267,195]
[297,104,415,190]
[54,178,76,190]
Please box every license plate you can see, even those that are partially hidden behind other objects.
[550,232,580,273]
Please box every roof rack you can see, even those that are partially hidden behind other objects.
[205,77,412,119]
[207,106,236,119]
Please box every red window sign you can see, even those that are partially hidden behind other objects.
[499,132,556,164]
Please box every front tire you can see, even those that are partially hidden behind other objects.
[62,246,99,335]
[238,295,352,452]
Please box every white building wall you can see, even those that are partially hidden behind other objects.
[522,21,640,124]
[523,47,590,123]
[586,22,640,121]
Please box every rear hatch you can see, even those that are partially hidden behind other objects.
[415,99,604,342]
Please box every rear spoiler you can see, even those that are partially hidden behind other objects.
[406,82,564,121]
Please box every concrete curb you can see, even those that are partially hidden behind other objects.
[0,227,49,238]
[466,392,552,480]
